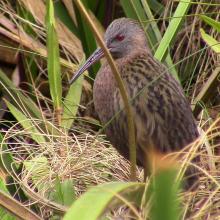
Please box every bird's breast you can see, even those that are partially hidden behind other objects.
[93,64,117,124]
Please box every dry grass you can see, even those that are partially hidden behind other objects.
[0,116,220,219]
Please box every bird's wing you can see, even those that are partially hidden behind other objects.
[120,54,198,153]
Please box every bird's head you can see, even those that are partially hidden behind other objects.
[69,18,148,84]
[104,18,148,58]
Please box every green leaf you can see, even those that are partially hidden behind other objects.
[0,69,42,119]
[140,0,179,80]
[200,28,220,53]
[200,15,220,33]
[0,69,59,136]
[63,182,144,220]
[154,0,192,62]
[46,0,62,110]
[61,59,84,130]
[54,1,78,36]
[150,167,181,220]
[49,177,75,207]
[5,101,46,145]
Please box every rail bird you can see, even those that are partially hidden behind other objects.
[70,18,199,185]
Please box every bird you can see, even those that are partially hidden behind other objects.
[70,18,199,186]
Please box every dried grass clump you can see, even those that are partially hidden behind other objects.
[1,121,142,206]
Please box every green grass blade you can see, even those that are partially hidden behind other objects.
[46,0,62,112]
[154,0,192,62]
[61,74,84,130]
[200,28,220,53]
[140,0,179,80]
[0,69,59,136]
[54,1,78,36]
[0,69,42,119]
[147,0,164,14]
[5,101,46,144]
[63,182,144,220]
[200,15,220,33]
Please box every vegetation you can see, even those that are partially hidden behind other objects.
[0,0,219,219]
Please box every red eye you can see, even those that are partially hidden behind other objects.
[115,34,125,41]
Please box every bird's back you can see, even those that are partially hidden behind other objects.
[93,51,199,166]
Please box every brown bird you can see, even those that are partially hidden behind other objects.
[70,18,199,184]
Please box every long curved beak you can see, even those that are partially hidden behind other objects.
[69,47,104,85]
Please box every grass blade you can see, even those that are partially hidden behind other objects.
[61,73,84,130]
[200,28,220,53]
[140,0,179,80]
[200,15,220,33]
[5,100,46,144]
[46,0,62,124]
[154,0,192,62]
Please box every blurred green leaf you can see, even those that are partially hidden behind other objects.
[200,28,220,53]
[150,167,181,220]
[147,0,164,15]
[63,182,144,220]
[200,15,220,33]
[46,0,62,110]
[49,177,75,207]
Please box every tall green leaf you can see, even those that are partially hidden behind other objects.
[46,0,62,111]
[61,74,84,130]
[154,0,192,62]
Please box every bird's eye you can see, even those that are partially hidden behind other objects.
[115,34,125,41]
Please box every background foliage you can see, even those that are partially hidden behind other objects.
[0,0,219,219]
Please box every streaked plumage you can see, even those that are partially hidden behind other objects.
[70,18,199,180]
